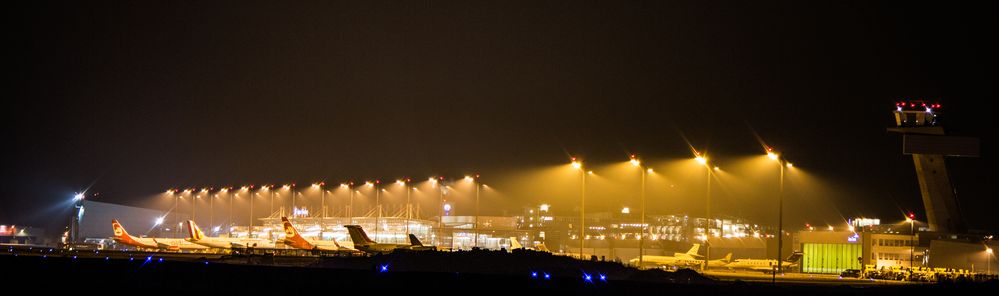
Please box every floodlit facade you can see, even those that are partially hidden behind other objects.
[792,218,998,275]
[795,230,863,274]
[517,207,771,262]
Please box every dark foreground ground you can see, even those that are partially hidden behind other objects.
[1,249,995,295]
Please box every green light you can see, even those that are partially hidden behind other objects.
[802,243,862,274]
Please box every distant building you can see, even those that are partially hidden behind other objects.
[516,204,770,262]
[0,225,45,245]
[794,217,996,275]
[794,230,864,274]
[78,200,183,240]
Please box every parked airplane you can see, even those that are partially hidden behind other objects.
[185,220,278,249]
[281,217,356,252]
[344,225,435,254]
[724,251,804,273]
[508,237,550,253]
[111,219,207,251]
[509,237,524,250]
[629,244,704,268]
[706,253,733,268]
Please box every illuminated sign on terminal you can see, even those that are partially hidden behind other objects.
[849,218,880,228]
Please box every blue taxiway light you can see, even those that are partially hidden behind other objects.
[599,274,607,282]
[158,258,164,262]
[531,271,538,278]
[583,273,593,282]
[379,265,389,272]
[543,273,551,280]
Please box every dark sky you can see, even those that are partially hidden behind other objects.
[7,1,997,234]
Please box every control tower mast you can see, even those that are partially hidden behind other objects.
[888,100,978,233]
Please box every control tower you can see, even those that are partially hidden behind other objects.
[888,100,979,233]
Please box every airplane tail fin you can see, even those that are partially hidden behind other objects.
[281,217,315,250]
[409,234,423,246]
[723,253,732,263]
[111,219,130,239]
[111,219,156,249]
[687,243,701,256]
[535,243,549,252]
[785,251,804,263]
[186,220,206,241]
[344,225,376,245]
[509,237,524,249]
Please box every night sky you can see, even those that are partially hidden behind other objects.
[7,1,997,234]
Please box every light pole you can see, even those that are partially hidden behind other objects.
[239,186,251,237]
[267,186,274,218]
[193,188,203,224]
[313,182,326,219]
[227,189,233,237]
[694,152,714,263]
[397,179,412,237]
[210,192,215,232]
[257,185,270,230]
[341,182,354,225]
[313,182,326,235]
[217,187,230,234]
[630,155,651,268]
[906,213,915,268]
[181,189,192,238]
[166,189,176,235]
[365,181,380,242]
[248,186,256,238]
[431,177,445,247]
[767,147,792,280]
[289,184,297,217]
[376,180,382,243]
[572,157,586,260]
[987,247,993,275]
[281,184,292,217]
[465,175,481,248]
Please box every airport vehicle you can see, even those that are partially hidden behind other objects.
[185,220,278,249]
[840,269,862,278]
[344,225,436,254]
[111,219,208,251]
[723,251,804,273]
[281,217,356,252]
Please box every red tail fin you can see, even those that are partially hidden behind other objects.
[186,220,206,241]
[111,219,129,239]
[111,219,145,247]
[281,217,315,250]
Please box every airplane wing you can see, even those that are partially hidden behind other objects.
[153,239,181,252]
